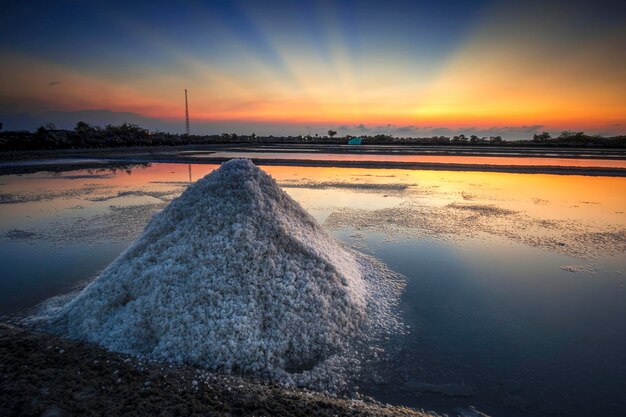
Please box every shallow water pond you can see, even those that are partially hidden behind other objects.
[1,162,625,416]
[192,150,626,169]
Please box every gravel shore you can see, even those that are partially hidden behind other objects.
[0,324,435,417]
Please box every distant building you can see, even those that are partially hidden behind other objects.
[348,137,362,145]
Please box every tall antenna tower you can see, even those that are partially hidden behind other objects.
[184,89,190,135]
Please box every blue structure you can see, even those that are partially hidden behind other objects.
[348,137,362,145]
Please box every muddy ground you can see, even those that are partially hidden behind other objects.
[0,324,440,417]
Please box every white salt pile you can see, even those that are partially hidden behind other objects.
[32,159,403,389]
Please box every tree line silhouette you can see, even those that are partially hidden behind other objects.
[0,121,623,151]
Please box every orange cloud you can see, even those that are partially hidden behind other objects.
[1,0,624,135]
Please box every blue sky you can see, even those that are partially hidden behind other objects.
[0,0,624,138]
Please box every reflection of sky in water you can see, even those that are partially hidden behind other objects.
[362,235,626,416]
[1,241,128,317]
[196,151,626,169]
[0,162,625,416]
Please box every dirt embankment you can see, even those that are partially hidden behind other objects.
[0,324,434,417]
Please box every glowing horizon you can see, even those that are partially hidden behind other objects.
[0,0,624,137]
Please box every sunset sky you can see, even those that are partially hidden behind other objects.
[1,0,624,138]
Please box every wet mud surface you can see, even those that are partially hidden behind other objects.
[0,324,434,417]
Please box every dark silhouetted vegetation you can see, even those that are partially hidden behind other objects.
[0,122,624,151]
[533,132,551,142]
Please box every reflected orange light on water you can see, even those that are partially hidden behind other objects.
[404,169,626,221]
[205,152,626,169]
[2,163,624,228]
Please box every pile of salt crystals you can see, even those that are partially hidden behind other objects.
[35,159,403,388]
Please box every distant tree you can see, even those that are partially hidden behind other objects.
[470,135,479,144]
[555,131,586,142]
[44,122,56,130]
[105,122,148,135]
[75,121,92,133]
[251,132,256,139]
[533,132,551,142]
[452,134,467,144]
[373,134,393,141]
[489,135,503,144]
[328,129,337,138]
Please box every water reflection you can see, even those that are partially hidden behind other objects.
[0,162,625,416]
[194,151,626,169]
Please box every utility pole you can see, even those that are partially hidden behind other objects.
[184,89,190,135]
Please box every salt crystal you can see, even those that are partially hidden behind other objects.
[32,159,403,390]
